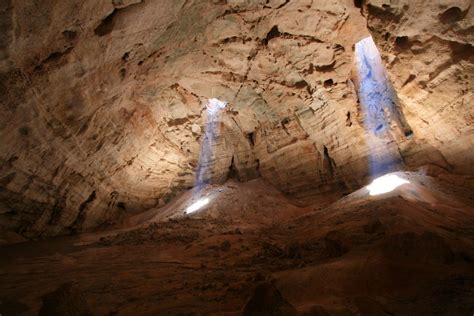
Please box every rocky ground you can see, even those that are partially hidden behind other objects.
[1,171,473,315]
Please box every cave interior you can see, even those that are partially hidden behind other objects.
[0,0,473,315]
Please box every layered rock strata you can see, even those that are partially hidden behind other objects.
[0,0,472,238]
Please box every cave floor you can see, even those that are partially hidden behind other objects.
[1,172,474,315]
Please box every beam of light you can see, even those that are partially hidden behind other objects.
[195,98,227,186]
[186,98,226,216]
[355,36,403,177]
[355,36,394,135]
[367,174,410,196]
[186,197,210,214]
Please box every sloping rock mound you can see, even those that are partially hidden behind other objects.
[243,282,298,316]
[0,172,472,314]
[382,231,455,264]
[39,283,91,316]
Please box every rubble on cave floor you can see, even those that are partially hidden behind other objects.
[1,171,473,315]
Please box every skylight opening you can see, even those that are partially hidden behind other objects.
[207,98,227,115]
[367,174,410,196]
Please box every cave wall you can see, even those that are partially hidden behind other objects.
[0,0,472,239]
[364,0,474,173]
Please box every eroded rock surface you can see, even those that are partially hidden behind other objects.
[365,0,474,172]
[0,0,472,239]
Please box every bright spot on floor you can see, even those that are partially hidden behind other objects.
[367,174,410,196]
[186,197,210,214]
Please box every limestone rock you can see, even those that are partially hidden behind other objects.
[364,0,474,173]
[0,0,472,239]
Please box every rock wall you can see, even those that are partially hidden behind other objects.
[364,0,474,173]
[0,0,472,239]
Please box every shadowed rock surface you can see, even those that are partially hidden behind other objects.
[242,282,298,316]
[38,283,91,316]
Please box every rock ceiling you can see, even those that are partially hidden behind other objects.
[0,0,472,238]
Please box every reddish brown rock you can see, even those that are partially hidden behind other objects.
[0,0,472,243]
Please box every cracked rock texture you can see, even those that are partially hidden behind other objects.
[0,0,472,239]
[365,0,474,172]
